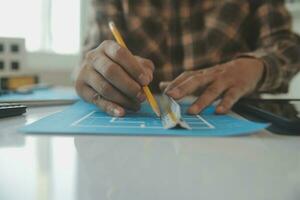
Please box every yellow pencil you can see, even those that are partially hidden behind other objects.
[108,21,161,117]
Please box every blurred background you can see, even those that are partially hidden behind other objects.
[0,0,299,96]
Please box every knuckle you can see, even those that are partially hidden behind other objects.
[88,71,100,84]
[201,96,211,105]
[207,86,220,95]
[99,40,113,49]
[191,74,200,82]
[143,59,155,70]
[84,50,96,62]
[100,82,111,96]
[211,67,224,77]
[80,62,89,71]
[226,91,239,101]
[93,96,102,105]
[110,44,125,58]
[129,84,141,97]
[102,63,116,77]
[214,67,225,74]
[195,71,205,79]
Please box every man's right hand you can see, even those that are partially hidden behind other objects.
[75,40,154,117]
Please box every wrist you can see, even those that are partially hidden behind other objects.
[236,57,266,91]
[246,58,265,90]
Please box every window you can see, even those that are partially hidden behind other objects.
[286,0,300,34]
[0,0,80,54]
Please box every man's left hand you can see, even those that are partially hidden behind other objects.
[160,58,265,114]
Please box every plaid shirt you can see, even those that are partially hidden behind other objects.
[84,0,300,94]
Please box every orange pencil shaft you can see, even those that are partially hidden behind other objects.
[109,21,160,117]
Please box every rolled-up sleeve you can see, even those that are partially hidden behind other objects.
[240,1,300,93]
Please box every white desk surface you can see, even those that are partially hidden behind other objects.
[0,105,300,200]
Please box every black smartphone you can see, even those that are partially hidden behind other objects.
[233,99,300,135]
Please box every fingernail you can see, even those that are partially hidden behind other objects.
[217,106,225,113]
[159,82,166,87]
[160,82,169,90]
[136,91,146,102]
[113,108,122,116]
[188,107,198,114]
[139,73,150,85]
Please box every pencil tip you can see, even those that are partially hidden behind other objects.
[155,109,161,117]
[108,21,115,29]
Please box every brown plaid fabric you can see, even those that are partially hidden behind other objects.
[84,0,300,94]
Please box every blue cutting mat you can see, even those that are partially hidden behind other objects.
[0,88,78,101]
[21,100,268,136]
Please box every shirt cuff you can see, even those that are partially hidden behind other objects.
[235,49,287,93]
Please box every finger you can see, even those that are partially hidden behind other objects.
[188,81,226,114]
[84,68,141,111]
[100,40,152,86]
[135,56,155,72]
[135,56,155,81]
[93,94,126,117]
[75,79,94,102]
[164,71,192,93]
[216,87,245,114]
[167,70,212,100]
[93,55,145,101]
[76,83,125,117]
[159,81,171,91]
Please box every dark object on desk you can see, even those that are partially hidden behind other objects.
[0,103,27,118]
[233,99,300,135]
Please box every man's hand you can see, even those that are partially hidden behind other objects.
[160,58,265,114]
[75,40,154,117]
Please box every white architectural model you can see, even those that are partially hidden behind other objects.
[0,37,26,75]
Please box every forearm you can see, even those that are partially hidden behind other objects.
[238,1,300,94]
[240,32,300,94]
